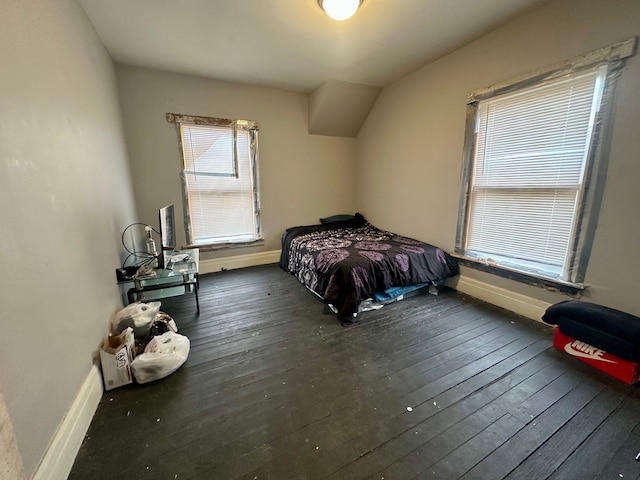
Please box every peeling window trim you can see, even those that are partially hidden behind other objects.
[467,37,636,103]
[454,255,586,297]
[166,112,259,131]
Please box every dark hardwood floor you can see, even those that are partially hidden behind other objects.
[69,264,640,480]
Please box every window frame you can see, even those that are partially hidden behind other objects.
[455,37,636,289]
[167,113,262,250]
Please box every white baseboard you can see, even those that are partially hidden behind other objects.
[33,365,103,480]
[199,249,281,275]
[452,274,552,323]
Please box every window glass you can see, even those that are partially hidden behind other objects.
[461,66,605,280]
[174,118,261,246]
[455,37,635,286]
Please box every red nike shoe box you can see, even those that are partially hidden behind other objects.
[552,327,640,384]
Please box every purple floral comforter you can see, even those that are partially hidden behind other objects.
[279,218,459,322]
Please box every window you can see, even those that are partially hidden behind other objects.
[167,113,261,247]
[456,38,635,286]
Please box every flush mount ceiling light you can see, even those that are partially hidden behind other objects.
[317,0,364,21]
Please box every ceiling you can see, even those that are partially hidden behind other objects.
[79,0,550,94]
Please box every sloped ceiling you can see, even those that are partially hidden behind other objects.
[309,80,381,137]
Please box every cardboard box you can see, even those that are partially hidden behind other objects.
[553,327,640,384]
[99,327,136,391]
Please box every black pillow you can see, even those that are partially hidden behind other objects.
[320,212,367,229]
[320,214,355,224]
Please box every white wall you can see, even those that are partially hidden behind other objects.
[0,0,137,476]
[116,65,358,262]
[357,0,640,316]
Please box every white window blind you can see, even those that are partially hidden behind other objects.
[464,65,606,278]
[178,121,260,245]
[181,124,238,177]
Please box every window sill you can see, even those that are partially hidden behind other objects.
[453,254,586,297]
[184,238,265,253]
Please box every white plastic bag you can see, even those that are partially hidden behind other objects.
[111,301,161,339]
[130,331,190,384]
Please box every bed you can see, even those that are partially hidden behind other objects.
[279,213,460,325]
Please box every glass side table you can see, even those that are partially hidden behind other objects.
[118,249,200,313]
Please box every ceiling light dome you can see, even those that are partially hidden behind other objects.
[318,0,363,21]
